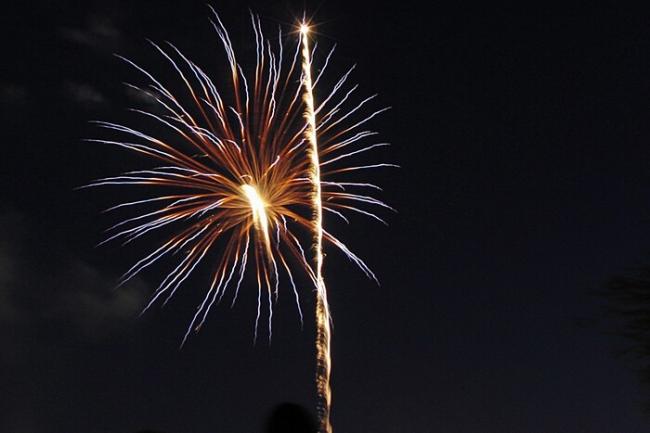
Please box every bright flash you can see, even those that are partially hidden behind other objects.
[88,9,392,351]
[241,184,271,249]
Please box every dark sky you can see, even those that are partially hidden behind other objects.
[3,2,650,432]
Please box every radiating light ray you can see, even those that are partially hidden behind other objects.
[86,10,392,432]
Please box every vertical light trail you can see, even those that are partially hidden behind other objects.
[300,23,333,433]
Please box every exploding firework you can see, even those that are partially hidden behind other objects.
[85,8,393,432]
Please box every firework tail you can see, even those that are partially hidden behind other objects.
[300,24,333,433]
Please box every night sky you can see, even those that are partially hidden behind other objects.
[3,2,650,432]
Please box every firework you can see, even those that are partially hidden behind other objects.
[85,8,393,431]
[299,22,335,433]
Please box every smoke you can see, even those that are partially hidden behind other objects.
[0,210,149,341]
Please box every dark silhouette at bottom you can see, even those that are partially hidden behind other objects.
[265,402,318,433]
[132,402,316,433]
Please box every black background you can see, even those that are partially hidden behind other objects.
[2,2,650,432]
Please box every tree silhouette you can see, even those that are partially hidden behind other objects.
[600,265,650,412]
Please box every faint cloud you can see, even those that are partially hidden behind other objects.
[0,210,149,337]
[0,83,28,106]
[58,259,148,335]
[119,84,171,119]
[58,13,122,50]
[64,81,106,106]
[125,84,160,106]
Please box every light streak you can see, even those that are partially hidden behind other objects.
[85,8,393,428]
[300,22,333,433]
[241,184,271,253]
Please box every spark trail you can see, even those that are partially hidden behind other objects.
[300,23,332,433]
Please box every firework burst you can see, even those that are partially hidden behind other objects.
[85,8,393,432]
